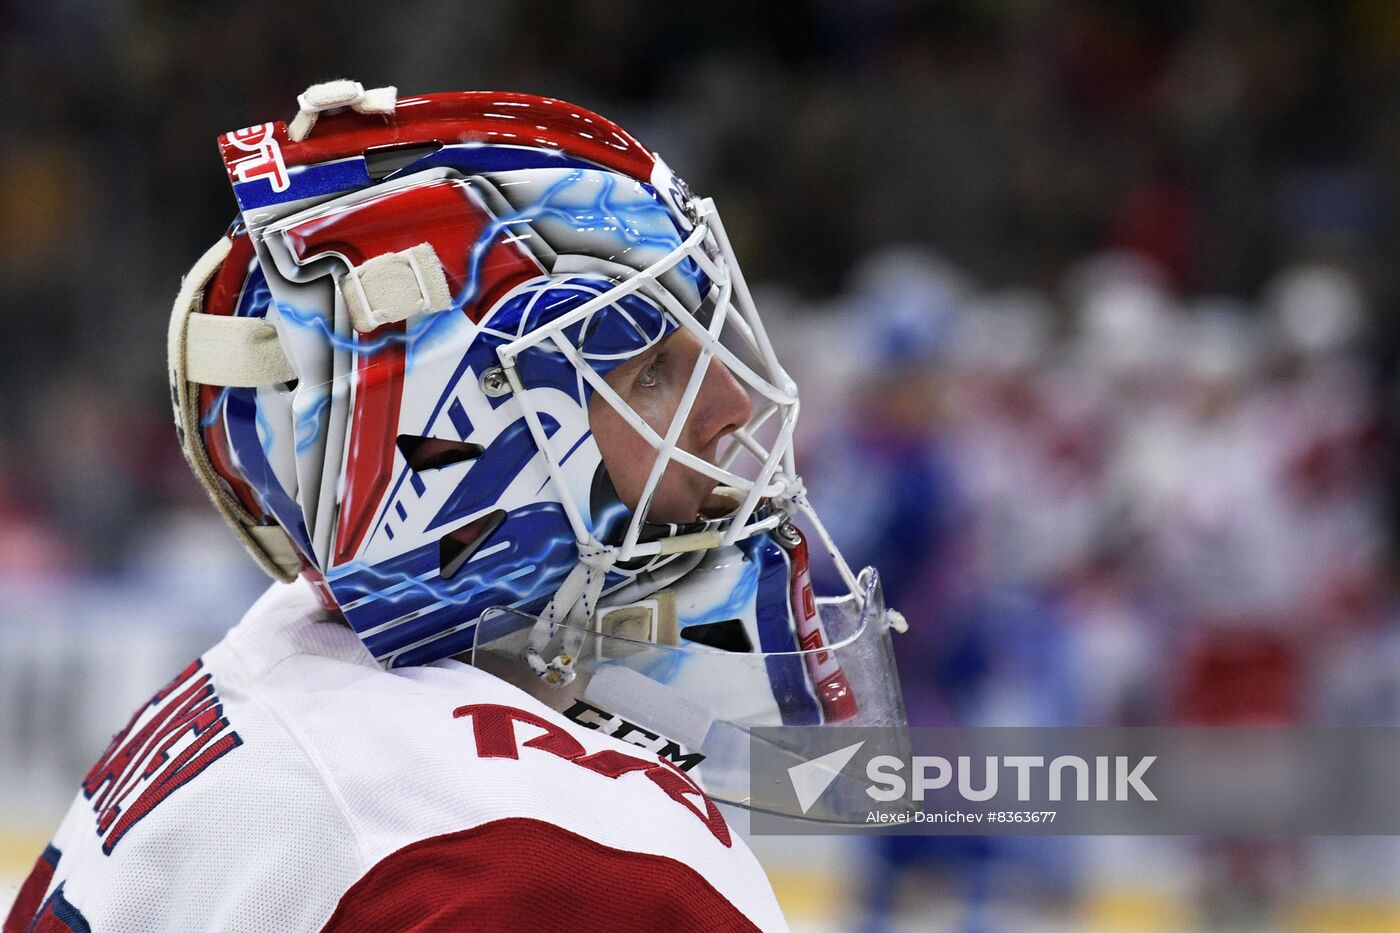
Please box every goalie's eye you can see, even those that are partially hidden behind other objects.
[636,350,669,388]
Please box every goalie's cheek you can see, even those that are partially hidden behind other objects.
[589,391,694,521]
[588,380,656,513]
[625,384,680,435]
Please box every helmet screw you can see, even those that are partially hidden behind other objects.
[774,521,802,550]
[480,367,511,397]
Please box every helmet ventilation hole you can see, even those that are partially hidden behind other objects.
[397,434,484,471]
[439,510,506,579]
[364,142,444,180]
[679,619,753,653]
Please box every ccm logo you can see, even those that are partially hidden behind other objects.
[454,703,730,846]
[225,123,290,192]
[562,699,705,772]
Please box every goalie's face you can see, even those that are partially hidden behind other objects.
[590,327,753,524]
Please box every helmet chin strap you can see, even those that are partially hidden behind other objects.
[524,543,617,686]
[521,497,745,686]
[522,483,863,686]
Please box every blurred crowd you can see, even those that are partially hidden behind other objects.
[776,246,1400,929]
[790,247,1394,733]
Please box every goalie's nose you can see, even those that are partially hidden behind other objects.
[690,355,754,452]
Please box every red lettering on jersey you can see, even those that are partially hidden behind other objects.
[643,759,729,839]
[573,749,656,779]
[457,703,587,760]
[80,659,241,854]
[102,723,241,854]
[453,704,731,846]
[83,660,204,802]
[94,693,221,835]
[91,681,214,820]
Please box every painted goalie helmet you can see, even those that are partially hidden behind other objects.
[171,82,906,817]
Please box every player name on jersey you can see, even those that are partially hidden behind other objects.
[80,659,242,854]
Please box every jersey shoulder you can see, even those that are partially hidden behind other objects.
[241,588,785,930]
[257,633,777,901]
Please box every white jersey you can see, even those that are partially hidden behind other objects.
[6,580,788,932]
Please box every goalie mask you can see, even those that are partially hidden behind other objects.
[170,82,907,819]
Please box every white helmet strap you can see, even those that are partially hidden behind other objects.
[168,236,301,582]
[288,80,397,142]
